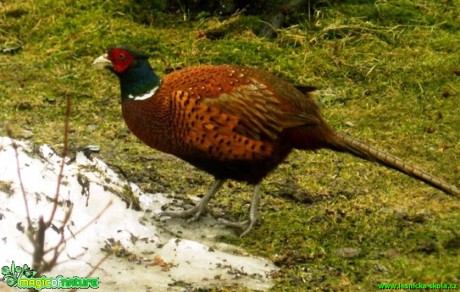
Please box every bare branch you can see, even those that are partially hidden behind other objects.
[32,216,46,272]
[7,127,32,228]
[46,96,71,228]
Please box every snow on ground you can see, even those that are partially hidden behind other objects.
[0,137,277,291]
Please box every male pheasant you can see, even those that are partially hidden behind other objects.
[93,47,459,236]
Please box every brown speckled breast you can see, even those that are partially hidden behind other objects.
[121,65,334,183]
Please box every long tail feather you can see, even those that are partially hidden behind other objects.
[326,132,459,197]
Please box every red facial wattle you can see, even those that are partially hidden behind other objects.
[108,48,134,73]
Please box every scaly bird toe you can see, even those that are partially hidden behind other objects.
[219,184,261,237]
[160,180,225,222]
[160,204,206,221]
[218,217,258,237]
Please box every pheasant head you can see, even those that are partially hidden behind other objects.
[93,47,161,101]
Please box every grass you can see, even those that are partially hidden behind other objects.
[1,0,459,290]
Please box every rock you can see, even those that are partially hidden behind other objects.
[335,247,361,259]
[20,129,33,139]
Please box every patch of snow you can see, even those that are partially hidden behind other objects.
[0,137,276,291]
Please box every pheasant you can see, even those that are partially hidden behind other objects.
[93,46,459,236]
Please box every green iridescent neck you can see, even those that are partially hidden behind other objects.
[115,57,161,101]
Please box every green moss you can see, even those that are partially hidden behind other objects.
[1,0,459,290]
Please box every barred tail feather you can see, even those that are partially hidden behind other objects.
[326,132,459,197]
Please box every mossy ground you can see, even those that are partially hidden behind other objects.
[1,0,459,290]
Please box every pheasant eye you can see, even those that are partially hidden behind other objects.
[118,53,126,60]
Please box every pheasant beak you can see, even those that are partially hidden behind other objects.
[92,53,113,69]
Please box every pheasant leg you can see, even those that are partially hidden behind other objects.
[219,184,261,237]
[161,179,225,222]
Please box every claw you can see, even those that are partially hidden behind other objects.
[161,204,204,220]
[219,184,261,237]
[160,181,262,236]
[160,180,224,221]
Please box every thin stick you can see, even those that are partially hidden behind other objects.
[64,200,113,242]
[68,253,110,292]
[7,127,32,228]
[46,96,71,228]
[32,216,46,272]
[44,200,112,254]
